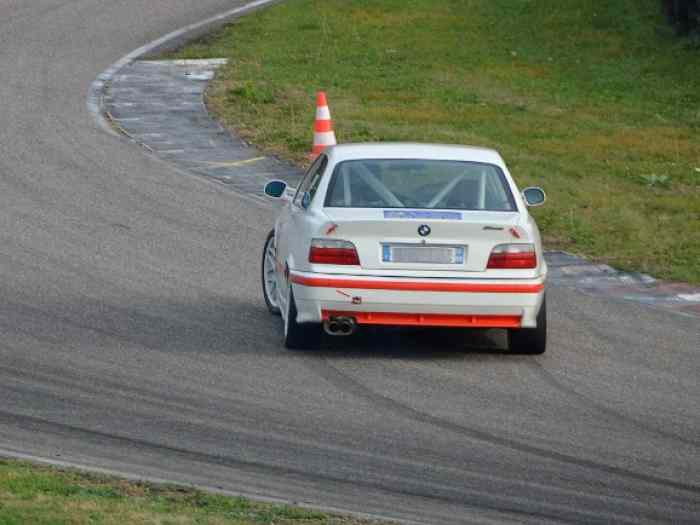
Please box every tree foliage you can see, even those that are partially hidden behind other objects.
[664,0,700,34]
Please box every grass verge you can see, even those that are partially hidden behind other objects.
[168,0,700,283]
[0,458,385,525]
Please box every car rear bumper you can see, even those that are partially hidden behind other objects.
[290,271,546,328]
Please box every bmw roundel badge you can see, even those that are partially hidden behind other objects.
[418,224,431,237]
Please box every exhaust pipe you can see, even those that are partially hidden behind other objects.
[323,316,357,336]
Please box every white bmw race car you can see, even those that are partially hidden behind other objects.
[262,143,548,353]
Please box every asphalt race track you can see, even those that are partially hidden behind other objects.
[0,2,698,523]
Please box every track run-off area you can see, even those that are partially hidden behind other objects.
[0,1,698,523]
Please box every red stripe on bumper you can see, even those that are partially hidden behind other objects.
[323,310,522,328]
[291,274,544,294]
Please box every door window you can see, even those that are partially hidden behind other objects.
[294,155,328,207]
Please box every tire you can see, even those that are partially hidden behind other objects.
[284,287,321,350]
[508,295,547,355]
[261,230,281,315]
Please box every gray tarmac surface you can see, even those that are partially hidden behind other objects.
[0,1,699,523]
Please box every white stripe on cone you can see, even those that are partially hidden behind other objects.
[313,131,336,145]
[315,106,332,120]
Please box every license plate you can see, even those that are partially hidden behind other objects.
[382,244,465,264]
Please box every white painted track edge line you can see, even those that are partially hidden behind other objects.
[85,0,283,208]
[81,3,412,521]
[86,0,283,135]
[80,4,418,521]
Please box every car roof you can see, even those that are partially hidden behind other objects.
[324,142,505,166]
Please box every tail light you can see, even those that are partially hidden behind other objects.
[309,238,360,265]
[487,243,537,269]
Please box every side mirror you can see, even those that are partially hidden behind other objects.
[522,187,546,207]
[264,180,287,199]
[301,191,312,209]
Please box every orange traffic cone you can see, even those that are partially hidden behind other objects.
[311,91,336,158]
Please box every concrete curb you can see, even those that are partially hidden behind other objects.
[87,0,284,136]
[103,58,303,203]
[87,0,292,209]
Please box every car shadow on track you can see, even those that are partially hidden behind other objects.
[2,295,290,357]
[307,325,512,360]
[3,292,514,360]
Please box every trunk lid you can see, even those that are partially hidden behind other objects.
[322,208,522,273]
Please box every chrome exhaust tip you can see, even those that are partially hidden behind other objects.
[323,317,357,337]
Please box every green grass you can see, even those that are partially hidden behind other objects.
[169,0,700,283]
[0,459,385,525]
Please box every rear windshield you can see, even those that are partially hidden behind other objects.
[324,159,516,211]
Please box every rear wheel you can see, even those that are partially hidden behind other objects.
[261,230,281,315]
[284,286,321,350]
[508,295,547,355]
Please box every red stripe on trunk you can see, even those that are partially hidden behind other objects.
[291,274,544,293]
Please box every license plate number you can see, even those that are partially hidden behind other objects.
[382,244,465,264]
